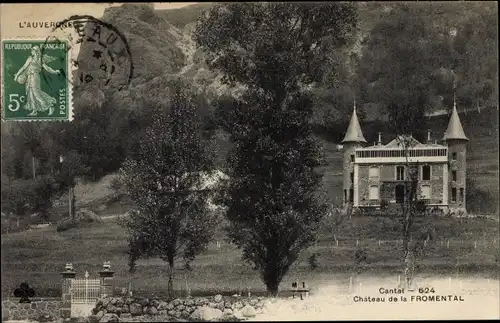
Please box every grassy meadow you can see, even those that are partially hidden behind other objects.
[2,209,498,299]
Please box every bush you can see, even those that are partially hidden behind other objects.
[1,175,61,220]
[353,247,368,274]
[415,200,428,214]
[380,199,389,210]
[308,253,319,271]
[56,208,102,232]
[57,219,78,232]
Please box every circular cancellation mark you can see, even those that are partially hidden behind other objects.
[42,15,134,92]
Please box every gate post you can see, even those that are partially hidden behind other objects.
[60,263,76,319]
[99,262,115,298]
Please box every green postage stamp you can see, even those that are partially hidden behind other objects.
[1,39,72,121]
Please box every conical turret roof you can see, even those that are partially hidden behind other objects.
[342,102,367,144]
[442,96,468,141]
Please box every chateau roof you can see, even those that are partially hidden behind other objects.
[342,104,367,144]
[442,99,468,141]
[358,135,447,150]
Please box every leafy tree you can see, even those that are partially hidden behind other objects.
[357,3,453,139]
[466,177,497,214]
[120,81,218,298]
[453,9,498,109]
[195,2,357,295]
[48,94,126,181]
[394,135,431,289]
[1,175,61,222]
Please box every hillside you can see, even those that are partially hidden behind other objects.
[1,2,497,232]
[73,2,498,116]
[48,107,500,216]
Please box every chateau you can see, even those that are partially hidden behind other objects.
[342,100,468,213]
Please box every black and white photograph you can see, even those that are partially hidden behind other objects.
[1,2,499,321]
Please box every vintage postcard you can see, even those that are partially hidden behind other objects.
[1,2,498,322]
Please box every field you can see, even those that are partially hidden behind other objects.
[2,206,498,299]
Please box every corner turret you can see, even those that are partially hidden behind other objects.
[443,95,468,142]
[342,100,366,206]
[342,101,367,144]
[443,94,468,214]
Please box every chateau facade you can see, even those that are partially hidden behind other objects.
[342,101,468,213]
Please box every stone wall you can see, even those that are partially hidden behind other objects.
[90,295,267,322]
[2,298,63,322]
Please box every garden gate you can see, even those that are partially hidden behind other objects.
[70,271,100,317]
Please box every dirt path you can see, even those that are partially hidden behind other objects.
[251,277,499,320]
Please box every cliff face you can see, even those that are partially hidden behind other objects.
[73,3,231,112]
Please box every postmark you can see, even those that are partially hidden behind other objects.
[43,15,133,93]
[1,38,71,121]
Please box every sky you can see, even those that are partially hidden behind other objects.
[0,3,197,38]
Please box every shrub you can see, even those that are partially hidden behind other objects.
[353,247,368,274]
[1,175,61,220]
[380,199,389,210]
[308,253,319,271]
[56,209,101,232]
[57,219,77,232]
[415,200,428,214]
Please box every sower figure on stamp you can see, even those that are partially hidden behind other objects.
[14,46,60,116]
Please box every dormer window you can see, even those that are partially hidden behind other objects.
[452,152,457,161]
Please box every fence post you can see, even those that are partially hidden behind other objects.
[99,262,115,298]
[60,263,76,319]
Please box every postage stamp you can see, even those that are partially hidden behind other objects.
[1,38,72,121]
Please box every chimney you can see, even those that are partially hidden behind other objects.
[427,130,432,144]
[378,132,382,146]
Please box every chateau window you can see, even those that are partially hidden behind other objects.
[452,152,457,161]
[350,172,354,184]
[350,154,355,162]
[460,188,464,203]
[344,189,347,203]
[421,185,431,200]
[452,170,457,182]
[451,188,457,203]
[422,165,431,181]
[369,167,380,181]
[396,166,405,181]
[369,185,380,200]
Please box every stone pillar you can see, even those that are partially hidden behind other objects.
[99,262,115,298]
[60,264,76,319]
